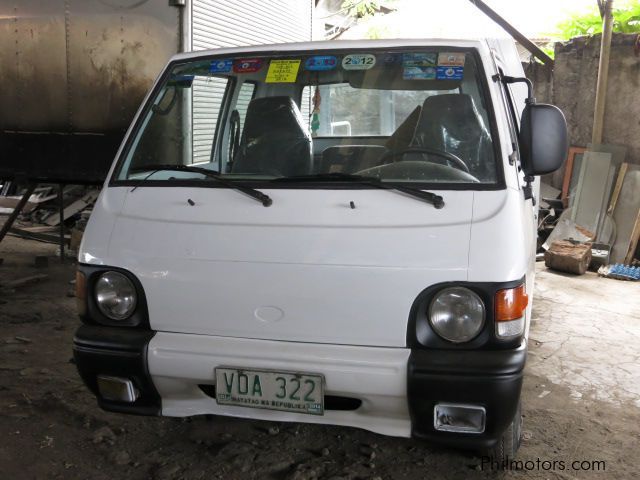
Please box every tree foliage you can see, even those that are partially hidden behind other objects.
[554,0,640,40]
[341,0,380,19]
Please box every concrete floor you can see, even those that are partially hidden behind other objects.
[529,265,640,408]
[1,234,639,479]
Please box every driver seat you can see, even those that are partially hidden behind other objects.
[409,94,492,179]
[231,96,313,176]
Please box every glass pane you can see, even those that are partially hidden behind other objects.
[117,49,499,185]
[192,76,228,164]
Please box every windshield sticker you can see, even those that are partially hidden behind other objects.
[234,58,263,73]
[265,59,301,83]
[403,53,437,67]
[437,52,466,67]
[436,66,464,80]
[305,55,338,71]
[382,53,402,64]
[210,59,233,73]
[342,54,376,70]
[403,66,436,80]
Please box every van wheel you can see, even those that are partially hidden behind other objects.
[486,401,522,462]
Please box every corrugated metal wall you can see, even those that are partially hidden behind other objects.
[191,0,313,163]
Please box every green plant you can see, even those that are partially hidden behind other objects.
[341,0,380,19]
[554,0,640,40]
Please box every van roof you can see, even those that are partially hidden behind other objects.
[171,38,495,62]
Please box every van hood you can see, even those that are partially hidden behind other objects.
[83,186,479,347]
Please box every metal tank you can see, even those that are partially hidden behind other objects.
[0,0,184,183]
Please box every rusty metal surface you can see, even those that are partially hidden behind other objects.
[0,0,180,183]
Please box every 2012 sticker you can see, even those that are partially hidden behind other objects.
[437,52,465,67]
[342,54,376,70]
[210,59,233,73]
[436,66,464,80]
[266,59,301,83]
[305,55,337,71]
[234,58,263,73]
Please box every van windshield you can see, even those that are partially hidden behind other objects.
[115,48,500,186]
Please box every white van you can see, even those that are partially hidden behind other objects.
[73,39,567,459]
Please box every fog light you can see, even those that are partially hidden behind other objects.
[97,375,139,403]
[434,403,486,433]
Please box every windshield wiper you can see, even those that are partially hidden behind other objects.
[129,164,272,207]
[273,173,444,209]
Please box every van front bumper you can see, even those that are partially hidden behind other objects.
[408,344,526,449]
[73,325,161,415]
[73,326,525,448]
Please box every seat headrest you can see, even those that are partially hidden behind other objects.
[420,94,478,118]
[414,94,486,141]
[243,96,307,139]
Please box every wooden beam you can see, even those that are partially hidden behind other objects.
[607,163,628,215]
[625,211,640,264]
[468,0,554,67]
[592,0,615,145]
[0,183,36,244]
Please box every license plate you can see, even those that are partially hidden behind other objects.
[215,367,324,415]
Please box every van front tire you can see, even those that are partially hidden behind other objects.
[486,400,522,462]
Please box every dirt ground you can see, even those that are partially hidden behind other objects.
[1,233,639,480]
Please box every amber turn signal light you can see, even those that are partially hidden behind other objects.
[495,284,528,322]
[75,270,87,317]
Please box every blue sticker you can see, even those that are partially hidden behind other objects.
[305,55,337,71]
[402,53,437,68]
[436,66,464,80]
[210,59,233,73]
[403,66,436,80]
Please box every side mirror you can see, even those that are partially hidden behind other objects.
[519,103,568,176]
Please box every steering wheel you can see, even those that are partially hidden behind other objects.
[379,147,470,173]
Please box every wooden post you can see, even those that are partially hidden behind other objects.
[468,0,554,67]
[592,0,614,145]
[58,184,65,263]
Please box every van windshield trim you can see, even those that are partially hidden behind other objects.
[109,45,506,191]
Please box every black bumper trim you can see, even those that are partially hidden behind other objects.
[408,342,526,449]
[73,325,161,416]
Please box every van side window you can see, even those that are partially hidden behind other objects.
[192,76,230,164]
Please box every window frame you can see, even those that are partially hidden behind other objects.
[110,46,506,192]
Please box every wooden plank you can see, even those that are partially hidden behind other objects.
[624,211,640,264]
[8,228,70,245]
[468,0,554,66]
[607,163,628,215]
[611,167,640,263]
[1,274,48,289]
[44,190,99,226]
[0,184,36,243]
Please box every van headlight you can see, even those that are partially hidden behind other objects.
[429,287,485,343]
[94,272,137,320]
